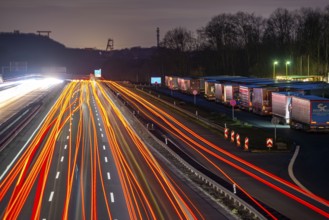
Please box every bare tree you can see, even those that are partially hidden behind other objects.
[263,8,296,52]
[161,27,196,52]
[234,12,265,71]
[160,27,196,74]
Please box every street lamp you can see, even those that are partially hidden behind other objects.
[285,61,291,78]
[273,61,278,79]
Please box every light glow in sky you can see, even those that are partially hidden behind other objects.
[1,0,328,49]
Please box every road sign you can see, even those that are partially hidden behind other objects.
[192,90,198,95]
[236,133,240,147]
[231,130,235,142]
[271,117,280,125]
[244,137,249,151]
[230,99,236,120]
[224,128,229,139]
[271,117,279,142]
[266,138,273,148]
[230,99,237,107]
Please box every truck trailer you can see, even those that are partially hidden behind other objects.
[238,84,263,111]
[204,80,217,100]
[204,76,241,100]
[178,77,201,94]
[223,84,239,105]
[271,91,304,124]
[165,76,179,90]
[290,95,329,131]
[252,87,279,115]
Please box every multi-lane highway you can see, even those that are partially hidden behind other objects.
[0,80,230,219]
[108,81,329,220]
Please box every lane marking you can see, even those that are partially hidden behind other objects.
[68,129,71,132]
[66,136,69,140]
[107,172,111,180]
[97,118,100,121]
[103,145,106,150]
[98,123,101,126]
[64,144,67,150]
[56,172,60,179]
[61,156,64,162]
[0,91,59,181]
[288,145,312,194]
[101,133,104,138]
[49,191,54,202]
[104,157,108,163]
[110,192,115,203]
[100,128,102,132]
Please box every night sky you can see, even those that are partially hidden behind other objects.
[1,0,328,49]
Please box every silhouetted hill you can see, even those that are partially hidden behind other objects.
[0,32,106,76]
[0,32,161,80]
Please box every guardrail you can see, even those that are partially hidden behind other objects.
[0,103,41,151]
[136,87,225,132]
[0,88,53,151]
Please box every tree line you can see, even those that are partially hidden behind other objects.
[158,6,329,78]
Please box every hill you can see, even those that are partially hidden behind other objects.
[0,32,159,81]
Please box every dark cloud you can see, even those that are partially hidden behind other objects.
[1,0,328,49]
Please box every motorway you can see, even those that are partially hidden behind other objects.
[108,81,329,220]
[0,80,230,219]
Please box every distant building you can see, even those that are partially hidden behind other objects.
[276,75,326,82]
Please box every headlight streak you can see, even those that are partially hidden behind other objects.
[108,82,276,219]
[0,79,247,219]
[1,82,79,219]
[92,81,203,219]
[108,81,329,219]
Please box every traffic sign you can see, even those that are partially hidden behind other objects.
[236,133,241,147]
[230,99,237,107]
[244,137,249,151]
[266,138,273,148]
[231,130,235,142]
[192,90,198,95]
[271,117,280,125]
[224,128,229,139]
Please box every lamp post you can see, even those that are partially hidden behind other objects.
[285,61,291,78]
[273,61,278,79]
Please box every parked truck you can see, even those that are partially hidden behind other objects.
[238,84,262,111]
[290,95,329,131]
[271,91,304,124]
[178,77,201,94]
[223,84,239,105]
[252,87,279,115]
[165,76,179,90]
[204,76,246,101]
[204,80,217,100]
[214,82,224,103]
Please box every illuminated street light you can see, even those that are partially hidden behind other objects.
[285,61,291,78]
[273,61,278,79]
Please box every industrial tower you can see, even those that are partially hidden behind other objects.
[156,27,160,47]
[106,38,114,51]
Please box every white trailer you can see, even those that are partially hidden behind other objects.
[252,87,279,115]
[271,92,303,124]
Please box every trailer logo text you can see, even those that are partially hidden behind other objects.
[317,103,327,112]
